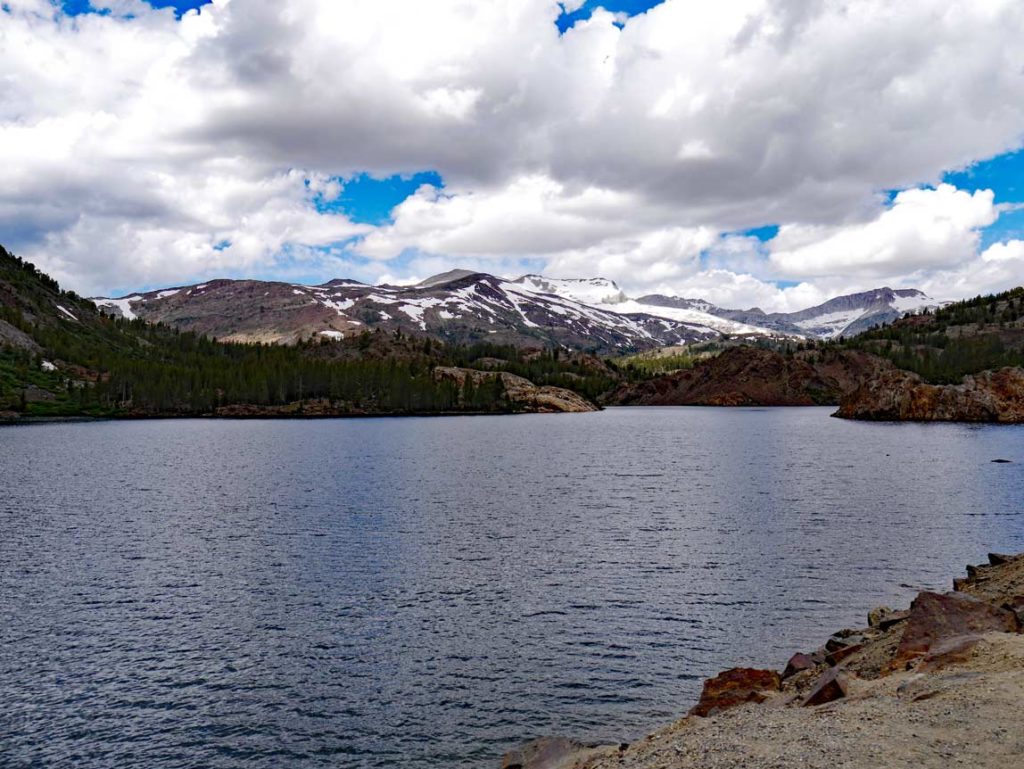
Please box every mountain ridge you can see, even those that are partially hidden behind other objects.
[91,271,937,352]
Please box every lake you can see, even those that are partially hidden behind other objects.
[1,408,1022,768]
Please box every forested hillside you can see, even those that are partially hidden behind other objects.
[0,247,608,419]
[840,287,1024,383]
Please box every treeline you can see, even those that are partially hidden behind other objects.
[835,286,1024,383]
[0,243,626,417]
[1,324,513,416]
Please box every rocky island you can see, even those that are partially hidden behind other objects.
[502,552,1024,769]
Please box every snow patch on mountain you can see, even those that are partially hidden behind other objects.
[513,275,627,306]
[93,296,141,320]
[606,299,777,337]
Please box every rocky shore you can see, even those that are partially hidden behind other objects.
[834,366,1024,423]
[502,553,1024,769]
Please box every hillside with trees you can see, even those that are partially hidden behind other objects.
[838,287,1024,383]
[0,246,606,420]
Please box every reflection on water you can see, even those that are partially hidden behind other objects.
[1,408,1022,768]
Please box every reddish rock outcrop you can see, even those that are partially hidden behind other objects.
[892,591,1018,668]
[689,667,781,717]
[835,366,1024,423]
[604,347,892,407]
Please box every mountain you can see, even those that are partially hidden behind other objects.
[676,287,938,339]
[512,276,782,337]
[512,274,628,305]
[608,285,1024,421]
[91,267,941,353]
[0,246,606,419]
[93,271,746,354]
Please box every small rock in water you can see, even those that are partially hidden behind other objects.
[802,668,849,706]
[991,458,1013,463]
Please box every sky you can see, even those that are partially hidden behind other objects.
[2,0,1024,312]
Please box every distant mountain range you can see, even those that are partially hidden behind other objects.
[92,271,939,353]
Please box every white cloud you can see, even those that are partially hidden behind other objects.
[769,185,998,278]
[913,239,1024,301]
[0,0,1023,308]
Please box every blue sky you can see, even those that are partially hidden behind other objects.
[556,0,665,32]
[7,1,1024,308]
[316,172,444,226]
[944,151,1024,249]
[61,0,210,16]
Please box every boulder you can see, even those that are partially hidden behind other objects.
[867,606,894,628]
[689,667,781,717]
[782,652,818,679]
[892,591,1018,667]
[1001,596,1024,627]
[802,668,849,707]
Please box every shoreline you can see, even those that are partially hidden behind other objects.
[0,407,603,426]
[503,552,1024,769]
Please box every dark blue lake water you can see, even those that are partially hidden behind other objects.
[2,408,1023,768]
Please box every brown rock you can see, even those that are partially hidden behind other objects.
[802,668,849,707]
[918,635,984,672]
[826,643,864,667]
[782,652,817,679]
[879,611,910,630]
[989,553,1016,566]
[893,591,1018,667]
[689,667,781,717]
[1001,596,1024,627]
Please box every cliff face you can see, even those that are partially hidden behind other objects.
[604,347,892,407]
[834,366,1024,423]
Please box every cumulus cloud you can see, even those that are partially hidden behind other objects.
[1,0,1023,305]
[769,186,999,278]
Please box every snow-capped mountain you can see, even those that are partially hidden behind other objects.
[512,275,628,306]
[512,277,776,337]
[703,287,939,339]
[92,271,744,353]
[92,271,934,352]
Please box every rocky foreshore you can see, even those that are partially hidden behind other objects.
[834,366,1024,423]
[501,553,1024,769]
